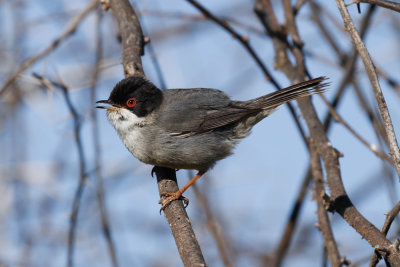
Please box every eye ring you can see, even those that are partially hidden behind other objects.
[126,98,137,108]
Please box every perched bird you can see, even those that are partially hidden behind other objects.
[97,76,328,210]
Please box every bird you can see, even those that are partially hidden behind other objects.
[96,76,328,211]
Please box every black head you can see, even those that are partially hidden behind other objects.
[98,77,163,117]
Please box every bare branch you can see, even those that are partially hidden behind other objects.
[335,0,400,181]
[109,0,145,77]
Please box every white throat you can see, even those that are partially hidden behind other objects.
[107,108,147,134]
[107,108,153,163]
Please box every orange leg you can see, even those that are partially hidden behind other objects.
[159,171,205,212]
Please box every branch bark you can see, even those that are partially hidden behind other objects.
[109,0,145,78]
[153,167,206,267]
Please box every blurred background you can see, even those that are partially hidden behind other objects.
[1,0,399,266]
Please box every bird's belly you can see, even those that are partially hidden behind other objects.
[151,131,238,171]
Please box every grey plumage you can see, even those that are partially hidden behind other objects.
[98,76,328,172]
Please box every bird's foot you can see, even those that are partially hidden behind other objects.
[159,191,189,213]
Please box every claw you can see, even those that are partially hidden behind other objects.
[159,191,189,213]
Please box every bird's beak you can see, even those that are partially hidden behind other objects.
[96,100,121,111]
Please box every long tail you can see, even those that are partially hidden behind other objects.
[243,77,329,110]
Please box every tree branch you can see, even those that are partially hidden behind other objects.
[109,0,145,77]
[153,167,206,266]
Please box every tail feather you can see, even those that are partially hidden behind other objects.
[243,76,329,110]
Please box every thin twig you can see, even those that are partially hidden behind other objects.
[381,202,400,236]
[320,95,394,165]
[0,0,97,96]
[336,0,400,181]
[348,0,400,13]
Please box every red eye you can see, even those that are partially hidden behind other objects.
[126,98,137,108]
